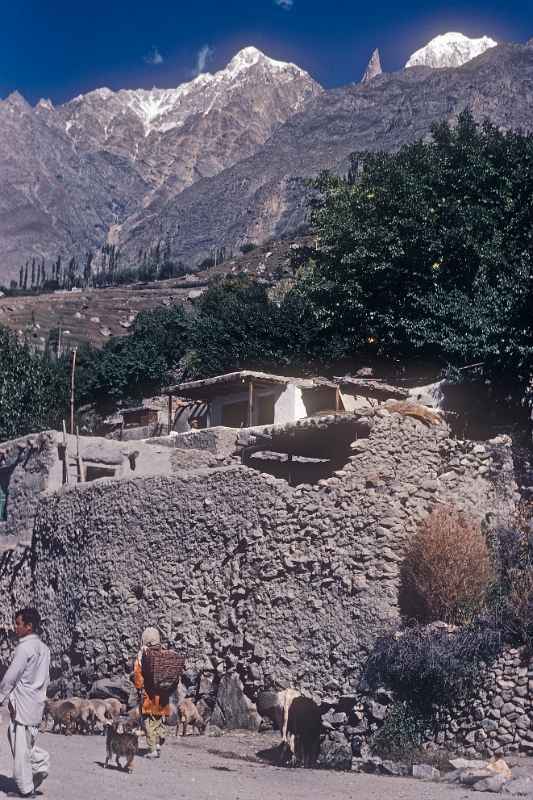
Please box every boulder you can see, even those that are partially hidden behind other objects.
[473,775,510,793]
[381,760,409,777]
[367,700,387,721]
[209,673,261,731]
[412,764,440,780]
[503,777,533,796]
[450,758,489,770]
[317,733,353,771]
[460,770,495,786]
[89,677,131,704]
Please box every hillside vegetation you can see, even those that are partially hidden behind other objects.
[2,113,533,440]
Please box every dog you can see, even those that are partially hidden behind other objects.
[105,719,138,772]
[177,699,207,737]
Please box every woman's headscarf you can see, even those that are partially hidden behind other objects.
[136,626,161,663]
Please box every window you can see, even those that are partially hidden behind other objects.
[85,465,116,482]
[221,400,249,428]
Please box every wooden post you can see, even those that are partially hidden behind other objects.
[248,380,254,427]
[167,394,173,434]
[76,426,85,483]
[70,347,77,435]
[61,420,69,485]
[287,453,293,486]
[335,385,341,412]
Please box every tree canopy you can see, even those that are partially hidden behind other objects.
[0,327,69,441]
[305,111,533,384]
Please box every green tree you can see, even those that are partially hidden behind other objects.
[76,305,191,404]
[184,277,322,378]
[0,326,69,441]
[306,112,533,386]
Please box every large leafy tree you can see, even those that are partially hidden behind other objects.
[77,305,191,404]
[305,112,533,385]
[184,277,323,378]
[0,327,69,441]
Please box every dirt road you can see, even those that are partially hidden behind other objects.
[0,727,468,800]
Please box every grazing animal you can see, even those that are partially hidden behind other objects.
[256,688,302,763]
[86,699,111,733]
[177,699,207,737]
[43,699,79,735]
[256,689,321,767]
[382,400,442,427]
[286,696,322,768]
[72,699,96,735]
[105,720,138,772]
[102,698,123,719]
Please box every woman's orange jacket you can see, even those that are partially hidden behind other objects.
[134,655,171,717]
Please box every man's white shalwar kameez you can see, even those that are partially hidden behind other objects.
[0,633,50,796]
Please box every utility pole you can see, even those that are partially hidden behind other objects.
[70,347,77,435]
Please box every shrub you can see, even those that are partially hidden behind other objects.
[363,622,501,711]
[489,518,533,649]
[240,242,257,254]
[400,506,494,624]
[501,567,533,648]
[371,701,431,762]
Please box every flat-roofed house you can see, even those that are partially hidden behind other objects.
[164,371,341,431]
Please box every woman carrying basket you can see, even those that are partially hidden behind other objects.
[134,627,171,759]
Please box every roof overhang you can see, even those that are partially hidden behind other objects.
[164,371,336,402]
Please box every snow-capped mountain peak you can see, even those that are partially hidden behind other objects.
[225,46,305,76]
[60,46,315,139]
[406,32,497,69]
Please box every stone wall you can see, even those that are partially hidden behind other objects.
[436,647,533,757]
[0,412,517,699]
[0,432,60,548]
[331,646,533,763]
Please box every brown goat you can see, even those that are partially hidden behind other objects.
[177,699,206,737]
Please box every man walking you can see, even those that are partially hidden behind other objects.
[0,608,50,798]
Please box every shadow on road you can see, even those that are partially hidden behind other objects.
[0,774,14,793]
[256,745,283,766]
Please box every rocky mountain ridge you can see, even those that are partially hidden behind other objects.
[0,47,321,282]
[117,41,533,268]
[1,38,532,283]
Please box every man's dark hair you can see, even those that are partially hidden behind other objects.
[15,607,41,633]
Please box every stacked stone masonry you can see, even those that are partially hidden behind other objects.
[344,647,533,760]
[0,412,519,747]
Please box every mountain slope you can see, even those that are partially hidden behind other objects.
[117,42,533,266]
[0,92,149,282]
[0,47,321,283]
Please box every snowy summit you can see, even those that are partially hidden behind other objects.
[405,32,497,69]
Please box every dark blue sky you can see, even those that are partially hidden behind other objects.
[1,0,530,105]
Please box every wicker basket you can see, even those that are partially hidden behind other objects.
[142,647,186,691]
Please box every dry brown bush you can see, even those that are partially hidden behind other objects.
[400,506,494,624]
